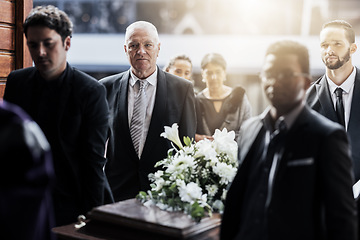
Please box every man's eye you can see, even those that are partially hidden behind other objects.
[28,43,37,49]
[44,42,54,48]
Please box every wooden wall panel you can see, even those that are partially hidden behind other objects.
[0,54,15,78]
[0,1,14,24]
[0,0,33,99]
[15,0,33,70]
[0,26,15,50]
[0,82,5,99]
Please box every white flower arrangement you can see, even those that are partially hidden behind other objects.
[137,123,239,222]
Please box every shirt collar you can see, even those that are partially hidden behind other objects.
[326,66,356,94]
[36,63,68,88]
[263,101,305,133]
[129,67,158,87]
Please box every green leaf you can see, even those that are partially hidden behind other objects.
[190,201,205,222]
[183,136,192,146]
[136,191,148,201]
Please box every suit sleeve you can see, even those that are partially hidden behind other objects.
[179,82,196,140]
[4,71,18,104]
[79,83,112,210]
[321,129,358,239]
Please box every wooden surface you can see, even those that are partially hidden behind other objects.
[0,1,14,24]
[53,199,221,240]
[0,0,33,98]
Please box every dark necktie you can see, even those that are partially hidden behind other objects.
[130,80,148,156]
[335,87,345,127]
[264,118,287,207]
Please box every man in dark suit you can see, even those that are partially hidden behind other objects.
[4,5,112,226]
[0,100,55,240]
[100,21,196,202]
[306,20,360,182]
[306,19,360,239]
[220,40,357,240]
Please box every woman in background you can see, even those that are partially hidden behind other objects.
[164,54,193,81]
[195,53,252,141]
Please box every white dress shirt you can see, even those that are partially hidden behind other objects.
[326,67,356,130]
[128,68,157,157]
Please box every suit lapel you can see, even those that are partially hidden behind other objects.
[315,76,338,122]
[348,67,360,132]
[141,67,167,159]
[238,112,266,164]
[117,71,131,136]
[116,71,140,160]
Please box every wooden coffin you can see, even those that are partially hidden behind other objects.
[53,198,221,240]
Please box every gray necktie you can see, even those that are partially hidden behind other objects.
[130,80,148,156]
[335,87,345,127]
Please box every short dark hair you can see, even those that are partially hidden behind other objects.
[265,40,309,74]
[163,55,192,72]
[23,5,73,42]
[322,20,355,44]
[201,53,226,70]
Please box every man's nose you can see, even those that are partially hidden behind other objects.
[210,73,218,79]
[38,44,46,56]
[137,45,146,54]
[326,46,335,55]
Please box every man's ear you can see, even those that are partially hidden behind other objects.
[64,36,71,51]
[157,43,161,57]
[350,43,357,54]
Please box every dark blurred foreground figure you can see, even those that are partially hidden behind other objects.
[195,53,251,142]
[4,5,113,226]
[220,40,357,240]
[0,100,55,240]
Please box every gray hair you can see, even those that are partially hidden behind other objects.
[124,21,159,45]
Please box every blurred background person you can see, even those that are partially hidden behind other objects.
[164,54,201,93]
[163,54,192,81]
[195,53,252,141]
[0,100,55,240]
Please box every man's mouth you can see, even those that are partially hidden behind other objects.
[37,59,49,64]
[327,55,338,61]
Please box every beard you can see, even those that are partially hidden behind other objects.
[323,48,351,70]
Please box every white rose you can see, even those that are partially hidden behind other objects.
[178,182,203,203]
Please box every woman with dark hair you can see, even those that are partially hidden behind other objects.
[163,54,193,81]
[195,53,252,141]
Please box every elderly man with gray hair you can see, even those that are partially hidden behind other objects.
[100,21,196,202]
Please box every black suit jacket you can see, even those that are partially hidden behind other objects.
[307,67,360,181]
[100,67,196,201]
[221,106,357,240]
[0,101,55,240]
[4,64,112,226]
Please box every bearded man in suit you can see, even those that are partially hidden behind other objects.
[306,19,360,239]
[100,21,196,202]
[220,40,357,240]
[307,20,360,181]
[4,5,112,226]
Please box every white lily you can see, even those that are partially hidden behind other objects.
[160,123,184,149]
